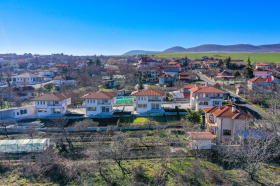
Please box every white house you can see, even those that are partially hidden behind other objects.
[202,105,250,143]
[32,92,71,117]
[39,70,55,80]
[190,86,225,111]
[138,57,157,68]
[188,132,215,150]
[163,64,181,77]
[12,73,46,85]
[0,105,36,120]
[82,91,118,116]
[131,89,165,114]
[53,75,75,86]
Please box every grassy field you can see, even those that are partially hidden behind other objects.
[147,52,280,63]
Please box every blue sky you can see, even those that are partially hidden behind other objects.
[0,0,279,55]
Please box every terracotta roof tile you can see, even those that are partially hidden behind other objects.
[248,77,268,83]
[202,106,249,120]
[188,132,215,140]
[32,92,71,101]
[131,89,164,96]
[82,91,117,99]
[189,86,225,93]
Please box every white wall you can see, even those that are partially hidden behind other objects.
[133,96,163,113]
[85,98,115,116]
[0,105,36,120]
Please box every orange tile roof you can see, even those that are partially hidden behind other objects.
[189,86,225,93]
[202,106,249,120]
[131,89,164,96]
[82,91,117,99]
[248,77,268,83]
[254,67,273,72]
[32,92,71,101]
[188,132,215,140]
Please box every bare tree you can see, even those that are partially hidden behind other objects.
[0,119,16,139]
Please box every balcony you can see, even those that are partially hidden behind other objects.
[48,104,61,106]
[148,99,161,102]
[98,102,111,105]
[210,97,224,99]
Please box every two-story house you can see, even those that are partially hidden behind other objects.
[163,63,181,77]
[203,105,249,143]
[32,92,71,117]
[141,69,158,82]
[138,57,157,69]
[131,89,165,114]
[247,77,272,92]
[158,74,176,86]
[190,86,225,111]
[253,67,274,79]
[82,91,118,116]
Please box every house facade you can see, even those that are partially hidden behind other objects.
[158,74,176,85]
[247,77,272,92]
[190,86,225,111]
[32,92,71,117]
[163,64,181,76]
[203,106,249,143]
[12,73,46,85]
[0,105,36,120]
[253,68,274,79]
[188,132,215,150]
[131,89,165,114]
[82,91,118,116]
[53,75,75,86]
[138,57,157,68]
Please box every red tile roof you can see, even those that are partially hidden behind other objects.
[168,62,179,65]
[189,86,225,93]
[188,132,215,140]
[248,77,268,83]
[254,67,273,72]
[131,89,164,96]
[183,85,196,89]
[32,92,71,101]
[202,106,249,120]
[82,91,117,99]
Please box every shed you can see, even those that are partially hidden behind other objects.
[0,138,50,153]
[188,132,215,150]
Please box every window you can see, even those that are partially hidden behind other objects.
[88,107,97,111]
[20,110,24,115]
[223,130,231,136]
[152,103,160,110]
[138,104,147,108]
[54,101,59,105]
[199,101,208,105]
[213,101,219,105]
[102,106,110,112]
[53,108,61,113]
[38,108,47,112]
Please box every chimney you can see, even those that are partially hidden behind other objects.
[206,82,208,86]
[232,105,236,113]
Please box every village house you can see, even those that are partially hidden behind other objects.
[253,67,274,79]
[190,86,225,111]
[131,89,165,114]
[255,63,270,69]
[215,70,234,80]
[158,74,176,86]
[53,75,75,86]
[205,61,218,68]
[247,77,272,92]
[203,105,249,143]
[141,69,158,82]
[0,105,36,120]
[181,85,196,101]
[138,57,157,68]
[32,92,71,117]
[39,69,55,80]
[3,86,35,100]
[12,73,46,85]
[179,72,191,82]
[188,62,201,69]
[188,132,215,150]
[104,79,119,89]
[81,91,118,116]
[163,62,182,77]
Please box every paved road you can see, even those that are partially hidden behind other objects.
[196,72,268,120]
[0,81,53,89]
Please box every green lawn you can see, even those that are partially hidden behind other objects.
[147,52,280,63]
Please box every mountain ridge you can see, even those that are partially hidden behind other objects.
[123,44,280,55]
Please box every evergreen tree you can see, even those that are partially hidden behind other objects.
[183,56,189,67]
[244,57,254,78]
[234,71,241,78]
[225,56,231,69]
[138,73,144,90]
[217,59,223,67]
[94,57,101,66]
[88,58,94,66]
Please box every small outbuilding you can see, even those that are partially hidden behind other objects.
[188,132,215,150]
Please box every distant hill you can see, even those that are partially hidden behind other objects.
[123,50,160,55]
[123,44,280,55]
